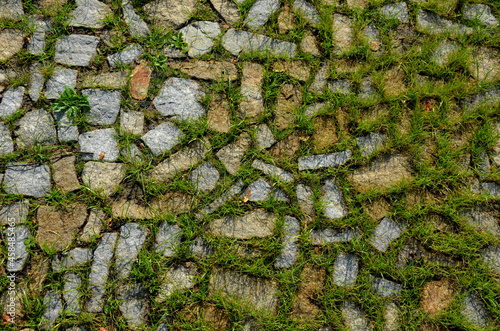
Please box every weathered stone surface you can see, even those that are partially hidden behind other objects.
[222,29,297,57]
[155,222,182,258]
[55,34,99,67]
[333,253,358,288]
[190,236,212,257]
[461,88,500,111]
[69,0,111,29]
[0,87,24,119]
[421,278,455,317]
[170,61,238,81]
[245,0,280,29]
[239,63,264,118]
[373,277,402,297]
[277,4,296,33]
[148,140,210,183]
[332,14,354,55]
[16,109,57,148]
[82,162,126,197]
[463,4,498,27]
[321,178,348,219]
[416,10,474,37]
[356,132,387,157]
[0,122,13,156]
[209,269,278,312]
[79,128,120,162]
[0,29,24,61]
[292,264,325,320]
[358,76,377,101]
[207,94,231,133]
[468,47,500,82]
[156,264,197,302]
[328,80,351,95]
[143,0,196,29]
[254,124,275,149]
[27,18,50,55]
[118,283,148,329]
[180,21,221,57]
[189,162,220,192]
[52,155,79,193]
[297,183,315,217]
[154,77,206,122]
[108,44,144,67]
[217,133,251,175]
[142,122,183,156]
[210,0,240,25]
[28,63,44,102]
[370,217,407,252]
[80,208,106,243]
[36,204,87,251]
[210,209,277,239]
[123,2,150,38]
[309,63,329,93]
[0,200,29,225]
[87,232,118,313]
[383,67,406,98]
[460,206,500,237]
[274,216,300,268]
[431,39,460,67]
[252,159,294,183]
[45,68,77,99]
[347,154,413,192]
[396,239,458,269]
[363,23,384,54]
[0,0,24,20]
[52,247,93,272]
[312,116,338,150]
[480,181,500,197]
[63,272,82,314]
[298,150,352,170]
[384,302,400,331]
[82,89,121,125]
[54,111,79,143]
[196,179,245,219]
[341,301,373,331]
[241,178,289,202]
[293,0,320,26]
[40,291,63,330]
[120,109,144,136]
[5,226,29,272]
[300,32,321,56]
[275,83,302,130]
[115,223,149,279]
[162,45,187,58]
[482,245,500,273]
[380,2,409,23]
[461,291,490,327]
[310,228,359,245]
[4,163,51,198]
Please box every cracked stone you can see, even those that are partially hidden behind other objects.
[373,277,402,297]
[0,200,29,225]
[217,132,251,175]
[370,217,407,252]
[142,121,183,156]
[310,228,359,245]
[123,1,150,38]
[416,10,474,37]
[63,272,82,315]
[16,109,57,148]
[155,222,182,258]
[298,150,352,170]
[83,89,121,125]
[189,162,220,192]
[130,63,151,100]
[118,283,148,329]
[274,216,300,269]
[332,14,354,55]
[143,0,197,29]
[180,21,221,57]
[207,94,231,133]
[333,253,358,288]
[28,63,44,102]
[356,131,387,157]
[0,29,24,61]
[468,47,500,83]
[275,83,302,130]
[4,163,51,197]
[79,128,120,162]
[40,291,63,331]
[108,44,144,67]
[293,0,320,26]
[463,4,498,27]
[421,278,456,317]
[460,206,500,237]
[82,161,126,197]
[461,291,490,327]
[210,0,240,25]
[328,80,351,95]
[0,0,24,20]
[341,301,373,331]
[309,63,330,93]
[45,68,77,99]
[254,123,275,149]
[245,0,280,29]
[241,178,289,202]
[195,180,245,219]
[55,34,99,67]
[69,0,111,29]
[222,29,297,57]
[170,61,238,81]
[52,247,93,272]
[120,109,144,135]
[482,245,500,273]
[239,62,264,118]
[210,209,277,239]
[80,208,106,243]
[52,155,79,193]
[156,264,197,302]
[0,122,13,156]
[380,2,409,23]
[321,178,348,219]
[0,86,24,119]
[27,18,51,55]
[115,223,149,279]
[252,159,294,182]
[5,226,29,272]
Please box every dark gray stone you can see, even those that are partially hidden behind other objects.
[358,76,377,101]
[297,183,315,217]
[54,111,79,143]
[363,23,384,55]
[310,228,360,245]
[156,264,197,302]
[190,236,212,257]
[356,131,387,157]
[115,223,149,279]
[293,0,320,26]
[0,0,24,21]
[372,277,402,297]
[5,225,29,272]
[69,0,111,29]
[189,162,220,192]
[40,291,63,330]
[240,178,289,202]
[155,222,182,258]
[142,121,183,156]
[118,283,148,329]
[210,209,277,239]
[341,301,373,331]
[274,216,300,269]
[79,128,120,162]
[0,122,13,156]
[461,88,500,111]
[82,89,121,125]
[328,80,351,95]
[298,150,352,170]
[180,21,221,57]
[245,0,280,29]
[333,253,358,288]
[460,206,500,237]
[52,247,93,272]
[63,272,82,314]
[380,2,409,23]
[481,181,500,197]
[222,29,297,57]
[28,63,44,102]
[107,44,144,68]
[0,86,24,119]
[123,2,150,38]
[482,245,500,273]
[161,45,187,58]
[54,34,99,67]
[431,39,460,66]
[0,200,29,225]
[254,123,275,149]
[370,217,407,252]
[321,178,348,219]
[16,108,57,147]
[45,68,78,100]
[416,10,474,37]
[461,291,490,327]
[4,163,51,197]
[195,179,245,219]
[252,159,294,183]
[463,4,498,27]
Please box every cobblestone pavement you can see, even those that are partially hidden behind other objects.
[0,0,500,330]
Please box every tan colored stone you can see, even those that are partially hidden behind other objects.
[52,155,79,193]
[239,62,264,118]
[274,61,311,81]
[216,133,251,175]
[364,197,393,221]
[277,4,296,34]
[112,192,193,219]
[270,131,309,159]
[301,33,321,56]
[0,29,24,62]
[82,162,126,197]
[421,279,456,317]
[80,71,128,89]
[130,63,151,100]
[143,0,197,29]
[292,264,326,320]
[275,83,303,130]
[170,61,238,81]
[26,255,50,296]
[312,116,338,150]
[207,94,231,133]
[384,67,406,98]
[178,303,230,330]
[468,47,500,83]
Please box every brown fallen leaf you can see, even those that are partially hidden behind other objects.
[243,189,251,203]
[98,327,108,331]
[423,100,434,112]
[370,41,381,51]
[3,313,10,324]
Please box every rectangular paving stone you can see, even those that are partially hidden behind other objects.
[222,29,297,57]
[310,228,359,245]
[298,150,352,170]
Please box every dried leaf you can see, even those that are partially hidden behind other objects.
[423,101,434,112]
[3,313,10,324]
[98,327,108,331]
[243,189,251,203]
[99,152,105,161]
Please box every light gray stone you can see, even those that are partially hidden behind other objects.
[293,0,320,26]
[482,245,500,273]
[333,253,358,288]
[4,163,51,197]
[461,88,500,111]
[79,128,120,162]
[27,18,51,55]
[153,77,206,122]
[45,68,78,100]
[52,247,93,272]
[332,14,354,55]
[416,10,474,37]
[155,222,182,258]
[370,217,407,252]
[252,159,294,183]
[28,63,44,102]
[210,0,240,25]
[240,178,289,202]
[328,80,351,95]
[16,109,57,148]
[142,121,183,156]
[55,34,99,67]
[120,109,144,135]
[321,178,348,219]
[245,0,280,29]
[54,111,79,143]
[222,29,297,57]
[384,301,400,331]
[5,225,29,272]
[309,63,330,94]
[189,162,220,192]
[460,206,500,237]
[463,4,498,27]
[118,283,148,329]
[161,45,187,58]
[468,47,500,83]
[63,272,82,314]
[143,0,197,29]
[190,236,212,257]
[298,150,352,170]
[180,21,221,57]
[254,124,275,149]
[195,179,245,219]
[80,208,106,242]
[82,162,126,197]
[0,200,29,225]
[156,264,197,302]
[210,209,277,239]
[297,183,314,217]
[115,223,149,279]
[87,232,118,313]
[372,277,402,297]
[356,131,387,157]
[123,2,150,38]
[82,89,121,125]
[431,39,460,66]
[380,2,409,23]
[217,132,251,175]
[69,0,111,29]
[40,291,63,331]
[461,291,490,327]
[107,44,144,68]
[121,144,142,161]
[274,216,300,269]
[310,228,360,245]
[341,301,373,331]
[358,76,377,101]
[0,122,13,156]
[304,102,329,118]
[0,87,24,119]
[0,0,24,20]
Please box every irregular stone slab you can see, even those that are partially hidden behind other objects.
[358,76,377,101]
[0,86,24,119]
[155,222,182,257]
[297,183,314,217]
[241,178,289,202]
[460,206,500,237]
[304,102,329,118]
[0,122,13,156]
[309,63,330,93]
[123,1,150,38]
[148,140,210,183]
[4,163,51,198]
[278,4,296,33]
[0,0,24,20]
[332,14,354,55]
[210,0,240,25]
[321,178,348,219]
[416,10,474,37]
[481,181,500,197]
[328,80,351,95]
[69,0,111,29]
[274,216,300,269]
[298,150,352,171]
[16,109,57,148]
[170,61,238,81]
[341,301,373,331]
[222,29,297,57]
[431,39,460,67]
[27,18,51,55]
[82,162,125,197]
[300,32,320,56]
[142,121,183,156]
[482,245,500,273]
[45,68,77,99]
[356,132,387,157]
[363,23,384,54]
[0,200,29,225]
[80,208,106,243]
[463,4,498,27]
[36,204,87,251]
[130,63,151,99]
[79,128,120,162]
[5,226,29,272]
[207,94,231,133]
[0,29,24,61]
[209,269,278,312]
[347,154,413,192]
[468,47,500,82]
[217,133,251,175]
[115,223,149,279]
[370,217,407,252]
[143,0,197,29]
[40,291,63,331]
[82,89,121,125]
[254,123,275,149]
[333,253,358,288]
[108,44,144,68]
[396,239,458,269]
[310,228,359,245]
[153,77,206,122]
[293,0,320,26]
[189,162,220,192]
[195,179,245,219]
[274,83,302,130]
[252,159,294,182]
[210,209,277,239]
[461,88,500,111]
[161,45,187,58]
[52,155,79,193]
[190,236,212,257]
[156,264,197,302]
[81,71,128,89]
[372,277,402,297]
[380,2,409,23]
[54,111,79,143]
[52,247,93,272]
[239,63,264,118]
[114,191,193,219]
[421,278,456,317]
[118,283,148,329]
[461,291,490,327]
[28,63,44,102]
[291,264,325,320]
[63,272,82,314]
[55,34,99,67]
[87,232,118,313]
[245,0,280,29]
[180,21,221,57]
[384,301,400,331]
[120,109,144,135]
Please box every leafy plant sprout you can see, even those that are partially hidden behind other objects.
[52,86,90,121]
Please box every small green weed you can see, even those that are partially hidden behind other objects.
[51,86,90,121]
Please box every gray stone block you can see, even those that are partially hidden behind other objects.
[4,163,51,198]
[55,34,99,67]
[142,121,183,156]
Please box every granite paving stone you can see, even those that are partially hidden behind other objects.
[210,209,277,239]
[210,0,240,25]
[4,163,51,197]
[252,159,294,182]
[115,223,149,279]
[372,277,402,297]
[0,122,14,156]
[245,0,280,29]
[461,291,490,327]
[143,0,197,29]
[0,87,25,119]
[222,29,297,57]
[123,1,150,38]
[180,21,221,57]
[82,161,126,197]
[69,0,111,29]
[80,208,106,243]
[0,200,29,225]
[108,44,144,67]
[28,63,44,102]
[482,245,500,273]
[274,216,300,268]
[142,121,183,156]
[118,283,148,328]
[0,0,24,21]
[55,34,99,67]
[293,0,320,26]
[333,253,358,288]
[195,179,245,219]
[310,228,360,245]
[16,109,57,147]
[356,132,387,157]
[189,162,220,192]
[63,272,82,314]
[380,2,409,23]
[370,217,407,252]
[120,109,144,135]
[254,123,275,149]
[52,247,93,272]
[79,128,120,162]
[321,178,348,219]
[45,68,78,99]
[0,29,24,62]
[156,264,197,302]
[5,225,30,272]
[416,10,474,37]
[154,222,182,258]
[240,178,289,202]
[298,150,352,170]
[82,89,121,125]
[40,291,63,330]
[462,4,498,27]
